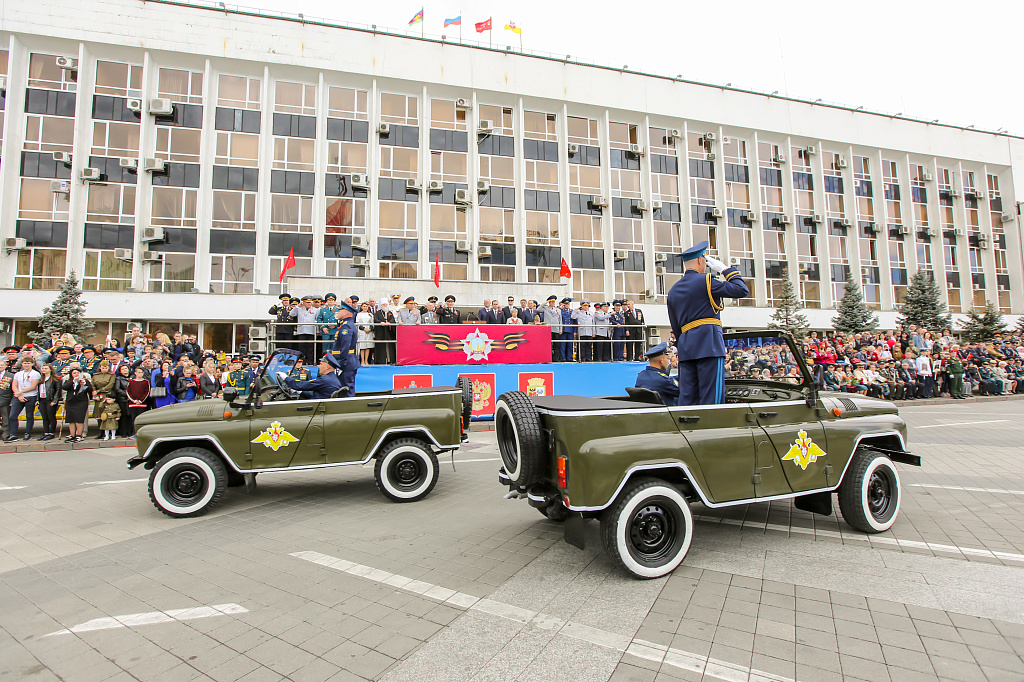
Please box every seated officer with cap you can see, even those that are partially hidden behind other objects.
[283,354,342,400]
[667,240,749,405]
[635,342,679,405]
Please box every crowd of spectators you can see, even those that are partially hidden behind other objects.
[267,291,651,364]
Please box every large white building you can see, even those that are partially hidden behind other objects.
[3,0,1022,351]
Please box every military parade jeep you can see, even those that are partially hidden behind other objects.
[495,332,919,579]
[128,349,472,517]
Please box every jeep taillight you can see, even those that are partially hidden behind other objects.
[557,455,567,489]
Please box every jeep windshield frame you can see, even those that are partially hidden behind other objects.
[722,331,814,392]
[244,348,304,406]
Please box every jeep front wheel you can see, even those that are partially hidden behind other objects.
[374,438,439,502]
[838,448,902,533]
[601,478,693,579]
[149,448,227,518]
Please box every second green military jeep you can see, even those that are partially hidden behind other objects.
[495,332,919,579]
[128,349,472,518]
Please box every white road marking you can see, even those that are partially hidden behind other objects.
[0,486,26,491]
[694,515,1024,562]
[915,419,1010,429]
[293,551,790,682]
[453,457,499,464]
[43,603,248,637]
[79,478,147,486]
[910,483,1024,496]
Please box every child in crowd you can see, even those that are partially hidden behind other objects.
[99,397,121,440]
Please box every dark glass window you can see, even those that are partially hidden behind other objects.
[483,244,516,265]
[764,260,787,279]
[324,174,369,198]
[524,190,560,212]
[324,234,354,259]
[571,247,604,270]
[272,113,316,138]
[793,172,813,191]
[215,108,261,133]
[87,156,138,184]
[613,251,645,271]
[612,198,642,218]
[759,167,783,187]
[428,240,470,263]
[270,170,315,195]
[16,220,69,247]
[569,193,603,215]
[724,164,749,183]
[911,186,927,204]
[946,271,960,288]
[269,233,313,258]
[652,202,681,222]
[154,103,203,129]
[823,175,843,194]
[20,152,72,179]
[326,118,370,142]
[891,268,908,285]
[377,238,418,261]
[151,163,201,188]
[428,183,470,205]
[429,129,469,152]
[210,229,256,255]
[525,246,561,267]
[688,159,714,179]
[213,166,258,191]
[377,178,419,202]
[147,228,197,253]
[84,223,134,249]
[568,144,601,166]
[25,89,76,117]
[831,264,850,282]
[609,149,640,170]
[92,96,142,122]
[378,124,419,148]
[479,186,515,208]
[855,179,872,197]
[691,205,718,225]
[884,183,900,201]
[651,154,678,175]
[477,134,514,157]
[523,139,558,161]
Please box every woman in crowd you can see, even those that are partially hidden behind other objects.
[356,302,375,366]
[199,359,221,398]
[373,298,396,365]
[62,366,93,443]
[113,363,133,438]
[151,360,178,409]
[90,360,116,439]
[36,363,62,441]
[126,366,151,438]
[175,365,199,402]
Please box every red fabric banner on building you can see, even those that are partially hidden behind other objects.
[396,325,552,365]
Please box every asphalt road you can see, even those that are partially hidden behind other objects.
[1,399,1023,682]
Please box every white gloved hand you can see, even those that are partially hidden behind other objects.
[276,371,288,380]
[704,256,727,273]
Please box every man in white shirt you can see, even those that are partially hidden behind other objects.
[289,296,320,364]
[7,358,41,441]
[915,349,933,398]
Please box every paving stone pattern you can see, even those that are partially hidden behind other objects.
[0,399,1022,680]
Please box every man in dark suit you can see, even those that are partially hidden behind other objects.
[438,295,463,324]
[623,300,645,361]
[476,299,491,323]
[520,300,538,324]
[485,300,506,324]
[501,296,519,322]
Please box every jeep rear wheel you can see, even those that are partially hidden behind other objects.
[374,438,439,502]
[838,448,902,533]
[494,391,545,488]
[601,478,693,579]
[149,448,227,518]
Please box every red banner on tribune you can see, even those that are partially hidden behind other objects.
[396,325,552,365]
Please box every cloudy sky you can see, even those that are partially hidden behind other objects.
[240,0,1022,134]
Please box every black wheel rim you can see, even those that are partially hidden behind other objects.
[867,468,896,521]
[162,463,208,506]
[388,455,425,492]
[495,408,519,474]
[627,497,685,566]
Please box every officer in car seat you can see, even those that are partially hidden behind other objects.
[330,298,360,396]
[634,342,679,405]
[283,353,342,400]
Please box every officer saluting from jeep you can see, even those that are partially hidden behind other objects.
[667,240,749,405]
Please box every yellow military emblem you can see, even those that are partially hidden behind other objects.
[251,421,300,451]
[782,430,826,470]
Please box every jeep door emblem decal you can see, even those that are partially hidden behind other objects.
[251,422,300,451]
[782,430,826,470]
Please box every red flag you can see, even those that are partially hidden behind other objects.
[434,252,441,288]
[475,17,492,32]
[279,247,296,283]
[559,258,572,278]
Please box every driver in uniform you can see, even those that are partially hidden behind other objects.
[330,299,360,396]
[634,342,679,405]
[283,354,342,400]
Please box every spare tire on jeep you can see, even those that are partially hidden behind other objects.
[494,391,546,488]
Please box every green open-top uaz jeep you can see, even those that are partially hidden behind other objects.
[128,349,472,517]
[495,332,918,578]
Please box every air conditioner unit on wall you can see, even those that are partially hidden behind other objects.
[405,178,421,191]
[806,145,817,155]
[141,251,163,262]
[119,157,138,170]
[114,248,134,261]
[350,173,369,188]
[667,128,681,141]
[629,144,645,156]
[455,240,471,253]
[954,227,965,236]
[56,56,77,70]
[5,237,27,251]
[351,255,367,267]
[351,235,368,251]
[477,120,494,134]
[591,196,609,208]
[148,98,173,116]
[126,98,143,113]
[636,200,650,212]
[711,207,723,218]
[454,189,472,205]
[651,200,663,211]
[455,98,471,109]
[477,245,491,258]
[477,180,490,192]
[704,132,716,142]
[779,214,792,225]
[80,168,101,181]
[568,143,579,154]
[141,227,166,242]
[53,151,72,164]
[655,266,667,276]
[613,249,629,260]
[50,180,71,194]
[143,158,166,173]
[377,122,390,135]
[0,76,6,94]
[654,252,668,263]
[427,180,443,192]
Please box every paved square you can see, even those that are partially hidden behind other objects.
[1,398,1023,681]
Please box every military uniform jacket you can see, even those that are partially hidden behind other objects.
[331,318,361,371]
[82,357,101,375]
[541,305,562,333]
[289,366,313,382]
[572,309,595,336]
[226,369,245,390]
[560,308,575,335]
[285,371,342,400]
[593,310,612,338]
[635,366,680,404]
[610,312,627,339]
[438,307,462,324]
[316,307,338,341]
[667,267,749,361]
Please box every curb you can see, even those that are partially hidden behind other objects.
[0,437,136,454]
[893,393,1024,408]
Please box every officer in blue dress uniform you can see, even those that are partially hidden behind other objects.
[667,240,749,405]
[634,342,679,404]
[284,354,343,400]
[558,298,575,363]
[610,300,628,361]
[329,299,360,396]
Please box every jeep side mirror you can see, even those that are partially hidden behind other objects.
[222,387,238,402]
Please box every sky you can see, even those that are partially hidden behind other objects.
[235,0,1024,134]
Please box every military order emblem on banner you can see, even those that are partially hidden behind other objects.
[396,325,551,365]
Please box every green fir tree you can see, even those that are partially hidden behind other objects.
[1016,316,1024,336]
[767,269,810,339]
[897,269,951,331]
[832,271,879,334]
[957,300,1006,342]
[29,271,93,345]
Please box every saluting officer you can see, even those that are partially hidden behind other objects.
[52,346,74,379]
[283,354,343,400]
[438,295,463,325]
[81,346,101,375]
[330,299,361,396]
[667,240,749,405]
[269,293,294,344]
[634,342,679,405]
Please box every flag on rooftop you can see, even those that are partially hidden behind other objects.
[504,21,521,35]
[444,16,462,27]
[408,8,424,25]
[475,17,492,32]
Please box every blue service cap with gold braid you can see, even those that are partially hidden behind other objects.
[644,342,670,358]
[337,300,357,314]
[681,240,710,261]
[322,352,344,370]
